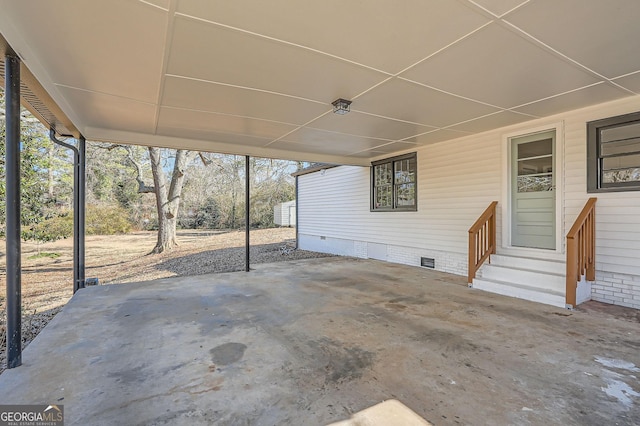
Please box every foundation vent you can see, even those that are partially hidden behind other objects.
[420,257,435,268]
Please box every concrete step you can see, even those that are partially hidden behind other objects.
[490,254,565,275]
[479,264,564,293]
[472,278,566,308]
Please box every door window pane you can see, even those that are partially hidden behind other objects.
[516,137,553,193]
[517,157,553,175]
[517,139,552,159]
[517,175,553,192]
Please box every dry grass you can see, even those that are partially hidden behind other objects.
[0,227,331,372]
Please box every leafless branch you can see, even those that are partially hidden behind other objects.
[125,146,155,193]
[199,152,212,166]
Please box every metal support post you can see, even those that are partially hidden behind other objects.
[245,155,250,272]
[5,54,22,368]
[295,175,299,249]
[78,136,86,288]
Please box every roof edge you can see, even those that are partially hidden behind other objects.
[1,33,80,138]
[291,163,341,177]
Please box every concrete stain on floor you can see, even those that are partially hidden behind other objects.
[0,257,639,425]
[210,342,247,366]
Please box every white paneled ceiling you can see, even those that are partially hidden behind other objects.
[1,0,639,165]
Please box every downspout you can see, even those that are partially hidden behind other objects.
[49,129,85,293]
[5,54,22,368]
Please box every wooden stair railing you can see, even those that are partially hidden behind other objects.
[566,197,597,308]
[468,201,498,285]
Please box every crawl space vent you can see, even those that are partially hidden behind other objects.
[420,257,435,268]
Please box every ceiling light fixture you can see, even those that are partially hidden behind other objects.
[332,98,352,115]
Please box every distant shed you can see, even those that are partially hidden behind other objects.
[274,200,296,226]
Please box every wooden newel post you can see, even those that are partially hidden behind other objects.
[566,236,577,308]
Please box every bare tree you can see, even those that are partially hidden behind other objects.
[148,147,198,253]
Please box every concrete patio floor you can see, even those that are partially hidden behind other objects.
[0,257,638,425]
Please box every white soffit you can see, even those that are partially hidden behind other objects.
[400,23,600,109]
[0,0,639,166]
[506,0,640,79]
[175,0,490,75]
[309,112,436,142]
[613,72,640,95]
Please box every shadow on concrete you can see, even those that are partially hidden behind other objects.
[152,242,331,276]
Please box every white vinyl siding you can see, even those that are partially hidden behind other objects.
[274,200,296,226]
[563,97,640,290]
[298,133,501,275]
[298,94,640,309]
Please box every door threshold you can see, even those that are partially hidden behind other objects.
[497,246,564,261]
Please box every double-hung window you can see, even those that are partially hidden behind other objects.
[587,111,640,192]
[371,153,417,211]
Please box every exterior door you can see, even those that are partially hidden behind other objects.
[511,130,556,250]
[289,205,296,226]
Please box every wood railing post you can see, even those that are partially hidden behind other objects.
[468,201,498,285]
[565,198,597,308]
[468,229,475,284]
[566,235,578,308]
[586,207,596,281]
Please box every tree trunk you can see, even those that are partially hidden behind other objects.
[149,147,197,254]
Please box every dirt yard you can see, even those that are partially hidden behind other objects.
[0,227,330,371]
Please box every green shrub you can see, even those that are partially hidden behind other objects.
[86,205,132,235]
[25,212,73,242]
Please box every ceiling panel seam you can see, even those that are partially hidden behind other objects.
[508,82,635,111]
[397,77,505,111]
[347,76,394,103]
[137,0,169,12]
[160,105,305,127]
[463,0,532,19]
[165,74,328,106]
[53,83,157,106]
[348,141,419,156]
[500,19,612,81]
[439,110,539,132]
[153,0,178,136]
[400,127,472,143]
[350,110,439,128]
[174,12,393,77]
[264,111,334,147]
[394,20,494,77]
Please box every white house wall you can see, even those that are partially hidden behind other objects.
[562,97,640,309]
[298,131,502,277]
[298,95,640,310]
